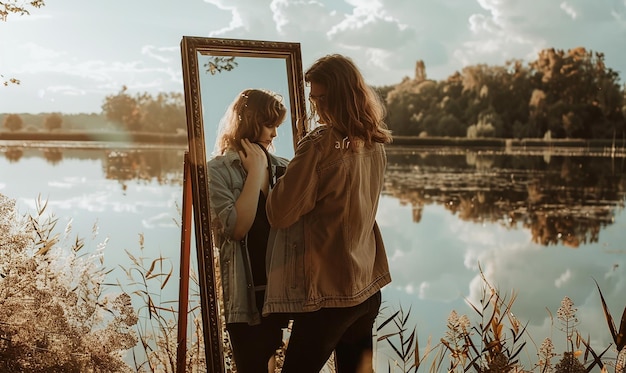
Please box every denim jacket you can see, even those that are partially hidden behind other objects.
[208,149,289,325]
[263,126,391,315]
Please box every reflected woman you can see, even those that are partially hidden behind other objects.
[207,89,289,372]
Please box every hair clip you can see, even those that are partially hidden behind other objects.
[238,92,250,121]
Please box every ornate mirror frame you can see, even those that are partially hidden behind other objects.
[180,36,306,371]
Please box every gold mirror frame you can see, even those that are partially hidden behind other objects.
[180,36,305,371]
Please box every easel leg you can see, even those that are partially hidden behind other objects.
[176,152,193,373]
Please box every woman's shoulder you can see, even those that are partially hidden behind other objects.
[208,151,240,171]
[270,154,290,167]
[207,155,225,169]
[305,125,329,139]
[298,125,336,147]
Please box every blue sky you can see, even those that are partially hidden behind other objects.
[1,0,625,114]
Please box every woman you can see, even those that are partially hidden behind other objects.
[207,88,289,372]
[263,54,393,372]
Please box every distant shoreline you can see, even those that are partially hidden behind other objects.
[0,131,189,144]
[390,136,626,151]
[1,132,624,152]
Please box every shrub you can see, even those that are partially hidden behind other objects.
[0,194,138,372]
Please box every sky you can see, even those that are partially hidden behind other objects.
[1,0,625,114]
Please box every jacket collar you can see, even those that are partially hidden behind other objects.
[223,149,242,166]
[223,147,281,166]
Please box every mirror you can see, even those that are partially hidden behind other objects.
[180,36,306,371]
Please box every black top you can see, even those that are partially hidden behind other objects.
[247,190,270,287]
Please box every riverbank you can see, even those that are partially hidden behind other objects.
[2,131,625,152]
[390,135,624,149]
[0,131,188,144]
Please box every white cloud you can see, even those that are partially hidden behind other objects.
[560,1,578,20]
[48,181,74,189]
[555,269,572,288]
[1,0,625,113]
[142,212,178,229]
[328,10,415,50]
[141,45,177,64]
[203,0,244,36]
[46,86,86,96]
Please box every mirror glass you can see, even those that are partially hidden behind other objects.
[199,54,296,159]
[180,36,305,371]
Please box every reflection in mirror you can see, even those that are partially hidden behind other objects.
[181,36,305,371]
[199,55,297,159]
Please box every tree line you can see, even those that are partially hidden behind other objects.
[3,46,625,140]
[1,86,187,135]
[379,46,626,140]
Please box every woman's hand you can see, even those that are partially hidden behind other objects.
[232,139,270,240]
[239,138,267,175]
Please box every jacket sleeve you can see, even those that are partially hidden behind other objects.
[208,160,238,238]
[266,137,319,228]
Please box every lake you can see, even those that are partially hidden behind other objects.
[1,141,624,372]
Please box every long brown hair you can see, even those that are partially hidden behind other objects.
[305,54,392,147]
[214,89,286,155]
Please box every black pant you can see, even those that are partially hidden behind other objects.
[226,292,289,373]
[281,291,382,373]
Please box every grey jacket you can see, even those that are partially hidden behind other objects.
[208,149,289,325]
[263,126,391,315]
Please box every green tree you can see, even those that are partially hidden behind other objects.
[384,48,624,139]
[529,47,624,139]
[43,112,63,131]
[102,86,142,131]
[102,86,186,133]
[467,109,501,138]
[438,113,465,137]
[137,91,186,133]
[385,77,422,135]
[386,78,442,135]
[3,113,23,132]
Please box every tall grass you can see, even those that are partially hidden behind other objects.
[2,193,624,372]
[377,266,626,372]
[0,194,138,372]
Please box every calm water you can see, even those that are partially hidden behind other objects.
[1,142,624,371]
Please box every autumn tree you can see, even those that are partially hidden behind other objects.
[381,47,624,140]
[43,112,62,131]
[528,47,624,139]
[136,91,186,133]
[1,0,45,85]
[3,113,23,131]
[0,0,44,21]
[385,77,445,136]
[102,86,142,131]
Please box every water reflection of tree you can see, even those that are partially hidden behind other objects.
[3,147,23,162]
[42,148,63,165]
[104,149,185,186]
[2,146,185,185]
[383,150,626,247]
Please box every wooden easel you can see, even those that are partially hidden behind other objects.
[176,150,225,373]
[176,152,193,373]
